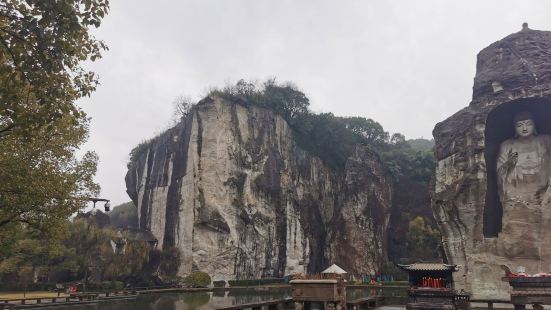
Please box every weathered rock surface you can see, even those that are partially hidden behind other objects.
[126,96,392,280]
[433,25,551,299]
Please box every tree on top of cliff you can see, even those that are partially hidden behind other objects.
[0,0,108,237]
[211,78,310,123]
[341,116,390,148]
[207,79,395,171]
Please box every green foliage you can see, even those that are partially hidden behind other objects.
[0,121,100,235]
[99,281,123,290]
[0,0,109,138]
[64,219,116,281]
[211,79,310,122]
[128,140,151,166]
[384,139,439,264]
[184,271,211,288]
[109,202,138,229]
[407,138,435,151]
[227,278,285,287]
[0,223,79,287]
[382,147,435,182]
[341,116,389,147]
[207,79,390,171]
[0,217,181,288]
[0,282,58,292]
[406,216,441,261]
[0,0,108,238]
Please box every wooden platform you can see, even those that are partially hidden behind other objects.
[0,290,138,309]
[347,296,384,309]
[217,297,292,310]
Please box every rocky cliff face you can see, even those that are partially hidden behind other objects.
[126,96,392,280]
[433,25,551,299]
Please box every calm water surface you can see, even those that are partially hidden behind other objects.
[55,287,407,310]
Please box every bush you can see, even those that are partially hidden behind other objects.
[101,281,112,290]
[184,271,211,288]
[213,280,226,288]
[0,282,57,292]
[227,278,285,287]
[113,281,124,290]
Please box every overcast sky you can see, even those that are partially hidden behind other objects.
[77,0,551,206]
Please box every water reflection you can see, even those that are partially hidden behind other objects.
[51,287,406,310]
[98,288,290,310]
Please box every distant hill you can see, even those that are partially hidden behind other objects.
[407,138,434,151]
[109,201,138,229]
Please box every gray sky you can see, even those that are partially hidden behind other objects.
[77,0,551,206]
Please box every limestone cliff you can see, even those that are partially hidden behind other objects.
[433,25,551,299]
[125,96,392,280]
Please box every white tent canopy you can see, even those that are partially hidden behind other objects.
[321,264,347,274]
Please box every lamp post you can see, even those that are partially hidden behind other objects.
[88,197,111,212]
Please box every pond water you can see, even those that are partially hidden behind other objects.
[55,287,407,310]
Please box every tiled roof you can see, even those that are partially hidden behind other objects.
[397,263,460,271]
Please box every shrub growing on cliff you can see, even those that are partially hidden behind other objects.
[184,271,211,288]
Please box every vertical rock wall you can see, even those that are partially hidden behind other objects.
[432,26,551,299]
[126,96,392,280]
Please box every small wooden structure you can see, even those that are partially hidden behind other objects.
[398,263,467,310]
[290,264,348,310]
[290,279,346,310]
[218,298,292,310]
[502,265,551,310]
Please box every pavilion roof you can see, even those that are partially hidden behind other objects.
[321,264,347,274]
[397,263,460,272]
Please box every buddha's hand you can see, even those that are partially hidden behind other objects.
[506,149,518,169]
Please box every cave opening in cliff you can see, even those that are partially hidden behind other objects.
[483,98,551,237]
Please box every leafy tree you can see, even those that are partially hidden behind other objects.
[64,218,116,286]
[407,138,435,151]
[0,224,78,285]
[0,0,108,236]
[0,126,100,234]
[341,116,389,147]
[102,235,151,281]
[406,216,441,261]
[0,0,109,137]
[211,78,310,123]
[384,139,439,263]
[262,79,310,121]
[390,133,406,145]
[109,202,138,229]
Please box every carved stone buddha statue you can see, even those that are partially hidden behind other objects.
[497,111,551,260]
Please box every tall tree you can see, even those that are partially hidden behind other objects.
[0,0,108,235]
[0,0,109,137]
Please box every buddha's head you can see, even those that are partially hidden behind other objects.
[514,111,538,138]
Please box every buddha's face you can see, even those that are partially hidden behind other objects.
[515,119,536,138]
